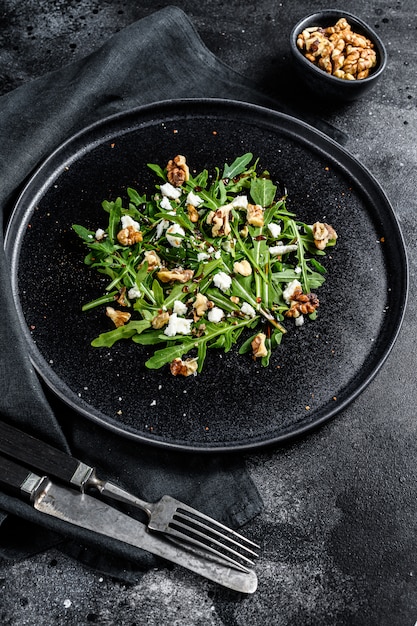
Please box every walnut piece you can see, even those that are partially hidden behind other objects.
[193,293,209,318]
[312,222,338,250]
[143,250,162,271]
[106,307,131,327]
[170,357,198,377]
[246,203,264,227]
[157,268,194,283]
[151,311,170,329]
[117,225,143,246]
[233,259,252,277]
[284,287,319,318]
[251,332,268,359]
[208,204,233,237]
[166,155,189,187]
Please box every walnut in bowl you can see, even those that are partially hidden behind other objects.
[290,10,387,101]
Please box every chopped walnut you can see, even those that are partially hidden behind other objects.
[297,18,377,80]
[117,225,143,246]
[170,357,198,377]
[151,310,170,329]
[233,259,252,276]
[116,287,128,306]
[246,203,264,227]
[187,204,199,223]
[312,222,338,250]
[166,155,189,187]
[193,292,209,318]
[251,332,268,359]
[143,249,162,271]
[284,287,319,318]
[209,204,233,237]
[157,268,194,283]
[106,307,131,327]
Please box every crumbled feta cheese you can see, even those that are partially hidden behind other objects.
[197,252,210,262]
[214,250,222,259]
[269,243,298,255]
[213,271,232,292]
[186,191,203,207]
[156,219,170,239]
[207,307,225,323]
[128,286,142,300]
[240,302,256,318]
[294,265,302,274]
[160,182,182,200]
[231,195,248,209]
[283,279,302,304]
[268,222,281,239]
[295,314,304,327]
[166,223,185,247]
[95,228,106,240]
[173,300,187,316]
[164,313,192,337]
[121,215,140,231]
[160,196,173,211]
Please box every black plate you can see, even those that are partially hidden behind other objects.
[4,99,408,452]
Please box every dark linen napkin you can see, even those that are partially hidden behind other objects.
[0,6,272,582]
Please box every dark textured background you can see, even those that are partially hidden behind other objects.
[1,1,416,624]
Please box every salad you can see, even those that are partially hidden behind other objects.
[73,153,337,376]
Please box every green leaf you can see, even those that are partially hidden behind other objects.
[72,224,95,242]
[250,177,277,207]
[91,320,151,348]
[222,153,253,179]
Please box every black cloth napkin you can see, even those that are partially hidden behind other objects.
[0,6,343,582]
[0,6,271,582]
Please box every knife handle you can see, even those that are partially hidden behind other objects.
[0,453,33,492]
[0,420,80,484]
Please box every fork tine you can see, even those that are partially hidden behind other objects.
[174,503,260,551]
[173,510,259,559]
[166,526,253,573]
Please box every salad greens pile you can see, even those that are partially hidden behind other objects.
[73,153,337,376]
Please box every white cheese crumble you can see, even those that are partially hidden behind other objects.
[95,228,106,240]
[186,190,203,207]
[213,271,232,292]
[156,219,170,239]
[166,223,185,247]
[283,279,302,304]
[295,314,304,327]
[164,313,192,337]
[173,300,187,316]
[160,195,173,211]
[207,307,225,323]
[197,251,210,262]
[160,182,182,200]
[268,222,281,239]
[121,215,140,231]
[231,195,248,209]
[128,286,142,300]
[240,302,256,317]
[269,243,298,255]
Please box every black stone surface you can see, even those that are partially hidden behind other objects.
[1,1,416,624]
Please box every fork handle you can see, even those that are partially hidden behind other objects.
[0,420,83,485]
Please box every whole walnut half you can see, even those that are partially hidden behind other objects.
[166,155,189,187]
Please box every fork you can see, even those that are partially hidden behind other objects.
[0,420,259,572]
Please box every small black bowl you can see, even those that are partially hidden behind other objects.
[290,10,387,102]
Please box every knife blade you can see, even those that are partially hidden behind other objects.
[0,454,257,594]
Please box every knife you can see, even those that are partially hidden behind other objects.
[0,454,257,594]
